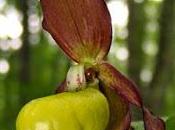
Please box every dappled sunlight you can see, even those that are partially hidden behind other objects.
[0,59,10,74]
[9,38,23,50]
[107,0,129,62]
[107,0,128,27]
[140,68,152,83]
[0,15,9,38]
[142,41,158,56]
[134,0,144,3]
[0,3,22,78]
[29,33,40,45]
[0,7,23,52]
[0,0,5,10]
[6,8,23,39]
[116,47,129,61]
[146,22,158,33]
[0,38,22,51]
[0,8,23,39]
[0,40,10,51]
[29,14,41,34]
[151,0,163,2]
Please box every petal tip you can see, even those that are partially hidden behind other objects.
[143,107,165,130]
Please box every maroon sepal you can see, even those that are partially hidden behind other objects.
[97,62,165,130]
[40,0,112,63]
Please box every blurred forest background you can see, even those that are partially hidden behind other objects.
[0,0,175,129]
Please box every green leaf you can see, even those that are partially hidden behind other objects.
[166,116,175,130]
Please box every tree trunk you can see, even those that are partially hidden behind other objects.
[149,0,175,114]
[127,0,146,88]
[19,0,30,105]
[127,0,147,120]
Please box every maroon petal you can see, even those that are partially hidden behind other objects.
[143,107,165,130]
[97,62,165,130]
[40,0,112,63]
[118,109,131,130]
[98,62,142,107]
[122,111,132,130]
[100,83,131,130]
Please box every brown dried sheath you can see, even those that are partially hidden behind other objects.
[40,0,112,63]
[97,62,165,130]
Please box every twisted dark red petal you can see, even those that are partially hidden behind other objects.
[123,111,132,130]
[40,0,112,63]
[99,82,131,130]
[97,62,165,130]
[143,107,165,130]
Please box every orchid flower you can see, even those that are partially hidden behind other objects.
[40,0,165,129]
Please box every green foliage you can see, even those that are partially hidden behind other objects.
[6,0,20,10]
[132,121,144,130]
[166,116,175,130]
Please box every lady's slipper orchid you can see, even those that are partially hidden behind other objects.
[16,87,110,130]
[40,0,165,130]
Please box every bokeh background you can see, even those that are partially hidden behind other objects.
[0,0,175,129]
